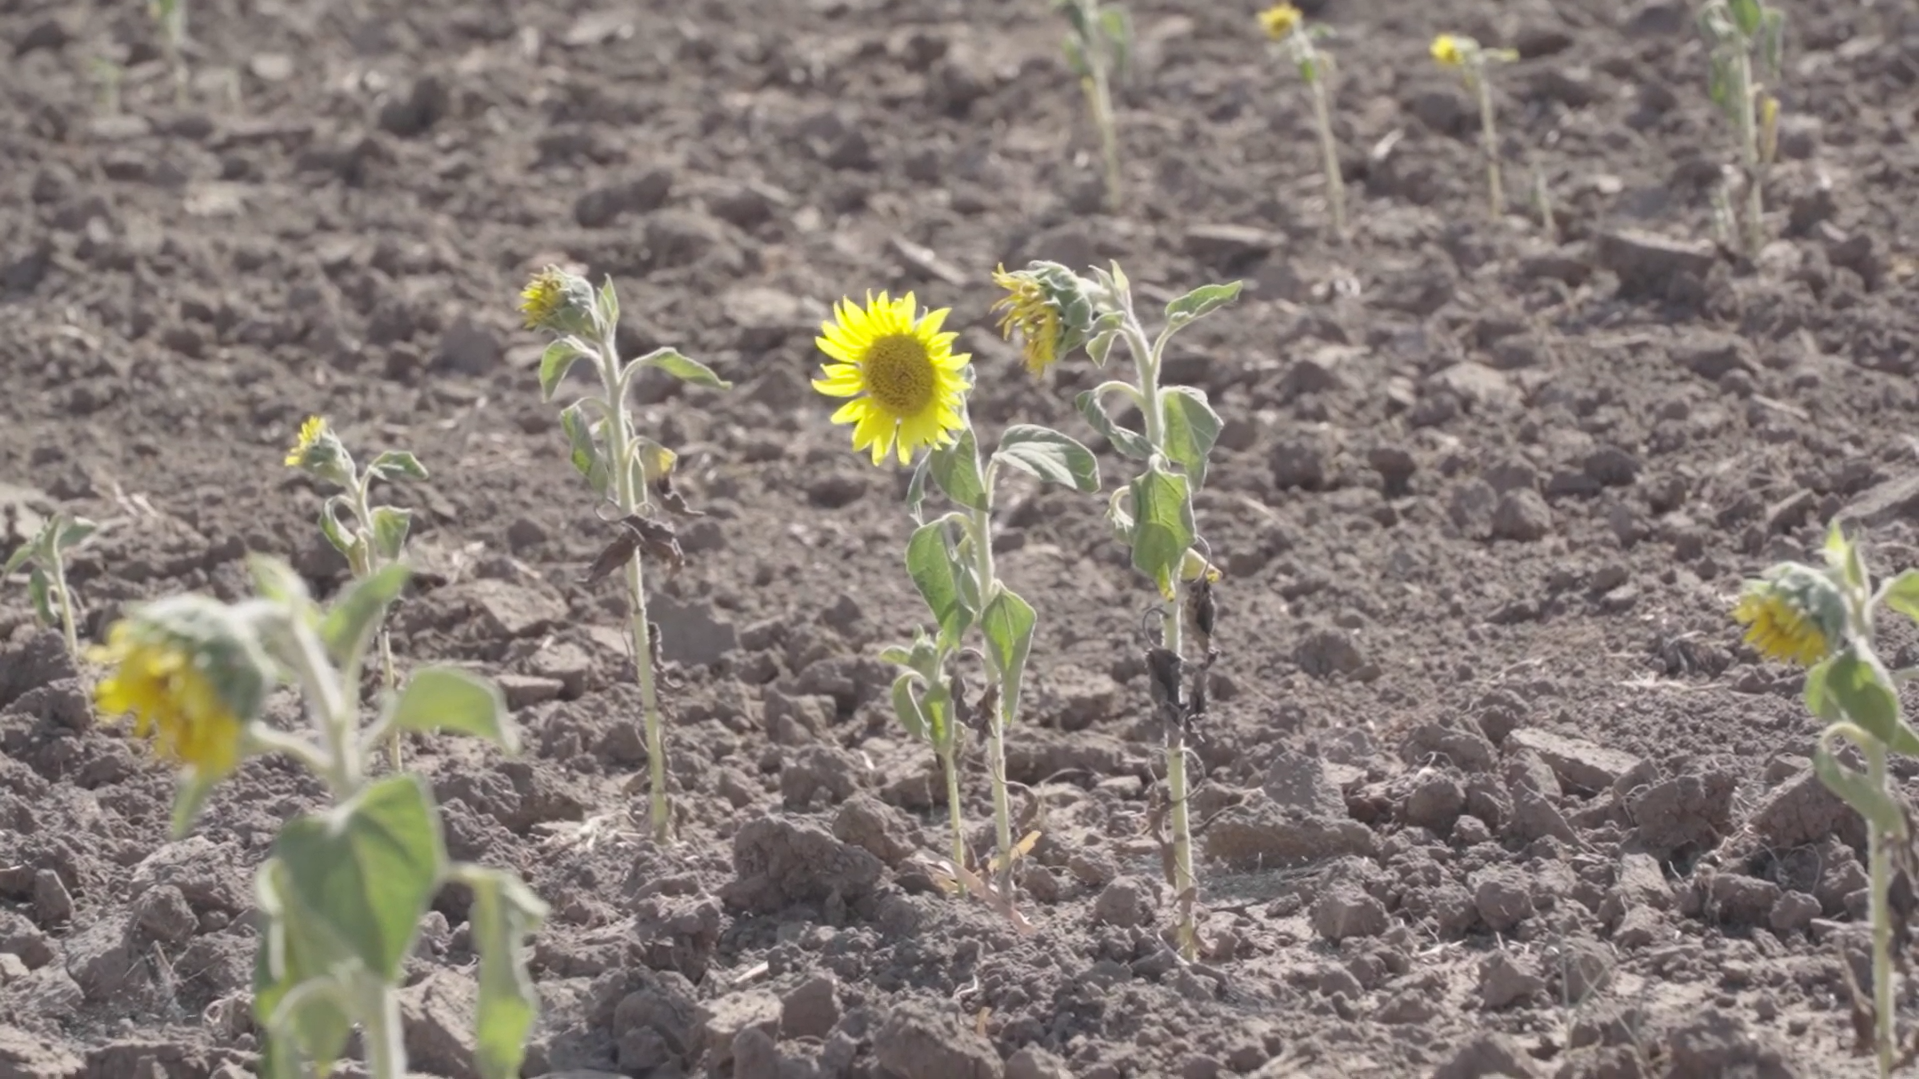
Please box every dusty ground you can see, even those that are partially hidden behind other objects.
[4,0,1919,1076]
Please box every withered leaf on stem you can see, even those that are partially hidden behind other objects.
[582,513,685,584]
[652,472,704,517]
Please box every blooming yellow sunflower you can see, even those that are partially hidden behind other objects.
[285,415,327,467]
[90,622,246,778]
[1430,33,1464,67]
[991,265,1063,378]
[1257,3,1302,40]
[813,291,970,466]
[1733,588,1830,667]
[519,267,569,330]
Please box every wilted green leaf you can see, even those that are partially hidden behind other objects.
[539,340,584,402]
[367,450,430,483]
[318,498,359,560]
[1160,388,1222,487]
[26,567,54,627]
[271,775,445,981]
[2,542,32,577]
[1075,388,1153,460]
[388,667,517,752]
[929,428,990,512]
[463,866,548,1079]
[54,517,97,552]
[992,425,1101,493]
[891,672,929,742]
[369,506,411,563]
[907,521,973,648]
[1163,281,1243,331]
[559,401,609,496]
[1128,463,1195,600]
[980,587,1037,724]
[1824,649,1919,756]
[638,348,732,390]
[1813,725,1908,837]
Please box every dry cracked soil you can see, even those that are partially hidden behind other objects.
[3,0,1919,1077]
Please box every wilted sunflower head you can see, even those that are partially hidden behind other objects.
[1430,33,1466,67]
[990,261,1097,378]
[519,265,598,336]
[1732,563,1847,667]
[89,596,274,780]
[284,415,354,486]
[1257,3,1302,40]
[812,291,972,466]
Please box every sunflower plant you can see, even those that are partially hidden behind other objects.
[520,265,731,843]
[4,509,98,665]
[1698,0,1785,256]
[1430,33,1519,219]
[813,291,1100,909]
[91,555,544,1079]
[1056,0,1132,212]
[285,416,428,770]
[1733,524,1919,1078]
[1258,3,1346,240]
[995,260,1238,959]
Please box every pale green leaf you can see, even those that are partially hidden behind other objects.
[992,425,1100,494]
[389,667,517,752]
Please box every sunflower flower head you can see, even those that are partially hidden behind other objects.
[990,261,1097,378]
[89,596,273,780]
[1430,33,1467,67]
[283,415,354,487]
[1732,564,1846,667]
[812,291,971,467]
[1258,3,1302,41]
[519,265,598,336]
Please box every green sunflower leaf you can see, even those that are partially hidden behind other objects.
[538,341,583,402]
[3,542,34,577]
[1823,648,1919,757]
[460,865,548,1079]
[1163,281,1243,332]
[1075,388,1153,461]
[905,452,932,525]
[319,563,411,667]
[367,450,430,483]
[638,348,732,390]
[54,516,98,553]
[1128,462,1195,600]
[1812,730,1907,838]
[1160,388,1222,488]
[318,497,360,560]
[369,506,412,563]
[596,276,620,329]
[992,425,1100,494]
[890,671,929,742]
[929,428,989,512]
[1882,570,1919,628]
[907,521,974,648]
[559,401,609,497]
[980,586,1037,725]
[26,566,55,627]
[388,667,517,753]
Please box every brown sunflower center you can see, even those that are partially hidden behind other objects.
[862,333,936,415]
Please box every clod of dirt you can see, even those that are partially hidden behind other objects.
[1479,951,1546,1010]
[781,974,841,1040]
[1707,872,1782,928]
[652,592,739,666]
[0,1027,82,1079]
[400,969,481,1079]
[731,1025,781,1079]
[722,815,883,914]
[1595,229,1718,297]
[1005,1046,1072,1079]
[1311,886,1389,941]
[780,744,863,810]
[1263,751,1347,816]
[702,990,780,1075]
[1769,891,1821,936]
[1742,766,1866,851]
[1506,787,1577,846]
[629,894,721,981]
[1433,1032,1541,1078]
[1092,876,1157,929]
[1663,1010,1799,1079]
[1472,869,1536,933]
[1401,772,1466,835]
[873,999,1004,1079]
[1492,489,1554,542]
[833,793,918,867]
[1547,937,1615,1005]
[1293,625,1370,680]
[1628,768,1736,858]
[1502,748,1560,797]
[1201,791,1377,870]
[1405,723,1497,774]
[0,630,75,710]
[610,970,703,1074]
[1504,729,1644,795]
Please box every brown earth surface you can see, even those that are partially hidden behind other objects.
[4,0,1919,1076]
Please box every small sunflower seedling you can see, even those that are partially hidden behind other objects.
[1056,0,1132,212]
[1430,33,1520,219]
[520,266,731,843]
[285,416,428,771]
[995,261,1239,959]
[1732,524,1919,1079]
[90,556,543,1079]
[812,291,1100,913]
[4,510,98,665]
[1699,0,1785,256]
[1258,3,1346,240]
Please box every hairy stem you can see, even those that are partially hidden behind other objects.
[349,480,404,773]
[1472,68,1503,219]
[967,503,1016,901]
[599,339,669,842]
[361,984,407,1079]
[940,737,966,879]
[1868,740,1896,1078]
[1730,46,1764,255]
[1083,71,1122,212]
[1308,76,1346,240]
[49,554,80,664]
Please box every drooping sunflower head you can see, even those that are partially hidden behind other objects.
[89,596,274,780]
[1430,33,1466,67]
[518,265,597,335]
[1732,563,1847,667]
[1257,3,1302,40]
[284,415,354,486]
[812,291,971,467]
[990,261,1097,378]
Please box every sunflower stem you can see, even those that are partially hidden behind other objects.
[286,616,359,799]
[596,336,670,843]
[1118,298,1199,960]
[49,552,81,666]
[348,475,404,773]
[1306,67,1346,241]
[360,979,407,1079]
[1471,64,1503,220]
[1867,738,1896,1078]
[939,736,967,881]
[965,498,1017,904]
